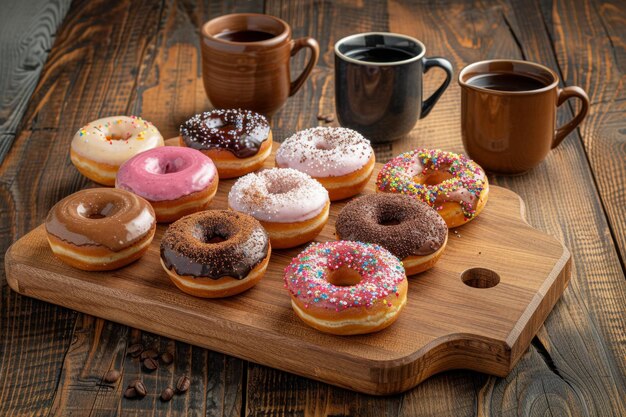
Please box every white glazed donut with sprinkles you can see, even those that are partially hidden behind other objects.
[228,168,330,249]
[70,115,164,186]
[284,240,408,335]
[276,127,376,201]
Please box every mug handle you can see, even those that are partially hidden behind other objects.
[289,37,320,96]
[421,57,453,118]
[552,86,589,149]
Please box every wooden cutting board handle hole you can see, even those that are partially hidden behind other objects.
[461,268,500,288]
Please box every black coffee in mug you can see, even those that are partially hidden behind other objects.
[335,33,453,142]
[216,30,275,42]
[345,46,415,63]
[467,72,547,92]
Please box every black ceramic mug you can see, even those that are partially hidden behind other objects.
[334,32,453,142]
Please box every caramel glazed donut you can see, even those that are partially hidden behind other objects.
[336,194,448,276]
[275,127,375,201]
[284,241,408,335]
[377,149,489,228]
[228,168,330,249]
[179,109,272,179]
[70,116,164,186]
[45,188,156,271]
[160,210,271,298]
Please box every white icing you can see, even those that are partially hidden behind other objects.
[70,116,164,166]
[275,127,373,177]
[228,168,329,223]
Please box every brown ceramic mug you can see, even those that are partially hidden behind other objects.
[459,59,589,174]
[201,13,320,115]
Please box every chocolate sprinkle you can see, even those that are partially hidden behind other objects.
[335,194,447,259]
[179,109,269,158]
[160,210,269,279]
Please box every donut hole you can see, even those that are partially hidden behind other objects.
[326,266,363,287]
[376,208,405,226]
[105,134,126,141]
[461,268,500,288]
[144,157,185,175]
[193,224,232,245]
[314,140,333,151]
[416,171,455,186]
[77,202,118,220]
[204,235,227,244]
[198,230,230,245]
[265,179,295,195]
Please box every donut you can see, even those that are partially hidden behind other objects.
[336,194,448,275]
[284,241,408,335]
[45,188,156,271]
[160,210,270,298]
[275,127,375,201]
[70,116,164,186]
[228,168,330,249]
[179,109,272,178]
[376,149,489,228]
[116,147,219,223]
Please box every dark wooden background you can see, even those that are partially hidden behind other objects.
[1,0,625,415]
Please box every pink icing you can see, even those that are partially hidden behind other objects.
[284,241,406,311]
[116,147,217,202]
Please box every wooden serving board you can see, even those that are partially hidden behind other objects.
[4,146,571,395]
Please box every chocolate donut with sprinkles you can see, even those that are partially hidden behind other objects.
[276,127,375,201]
[179,109,272,178]
[160,210,271,298]
[284,241,408,335]
[376,149,489,228]
[336,194,448,275]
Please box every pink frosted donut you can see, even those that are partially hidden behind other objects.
[284,241,408,335]
[116,147,219,223]
[275,127,375,201]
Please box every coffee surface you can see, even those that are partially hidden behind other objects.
[467,72,547,91]
[216,30,275,42]
[345,46,415,63]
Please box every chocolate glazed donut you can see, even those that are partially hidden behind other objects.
[335,193,448,275]
[45,188,156,271]
[160,210,271,298]
[180,109,270,158]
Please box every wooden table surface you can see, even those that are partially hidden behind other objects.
[1,0,624,415]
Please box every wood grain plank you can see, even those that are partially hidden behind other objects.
[0,0,261,415]
[0,0,71,164]
[541,0,626,267]
[242,0,626,415]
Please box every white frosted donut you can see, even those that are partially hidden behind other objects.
[275,127,373,177]
[71,116,164,167]
[228,168,329,223]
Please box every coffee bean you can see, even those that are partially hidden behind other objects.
[128,344,143,358]
[143,357,159,371]
[316,114,326,121]
[129,378,141,388]
[140,349,159,361]
[134,380,147,397]
[124,387,137,399]
[160,386,175,401]
[160,352,174,365]
[176,374,191,393]
[103,369,121,383]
